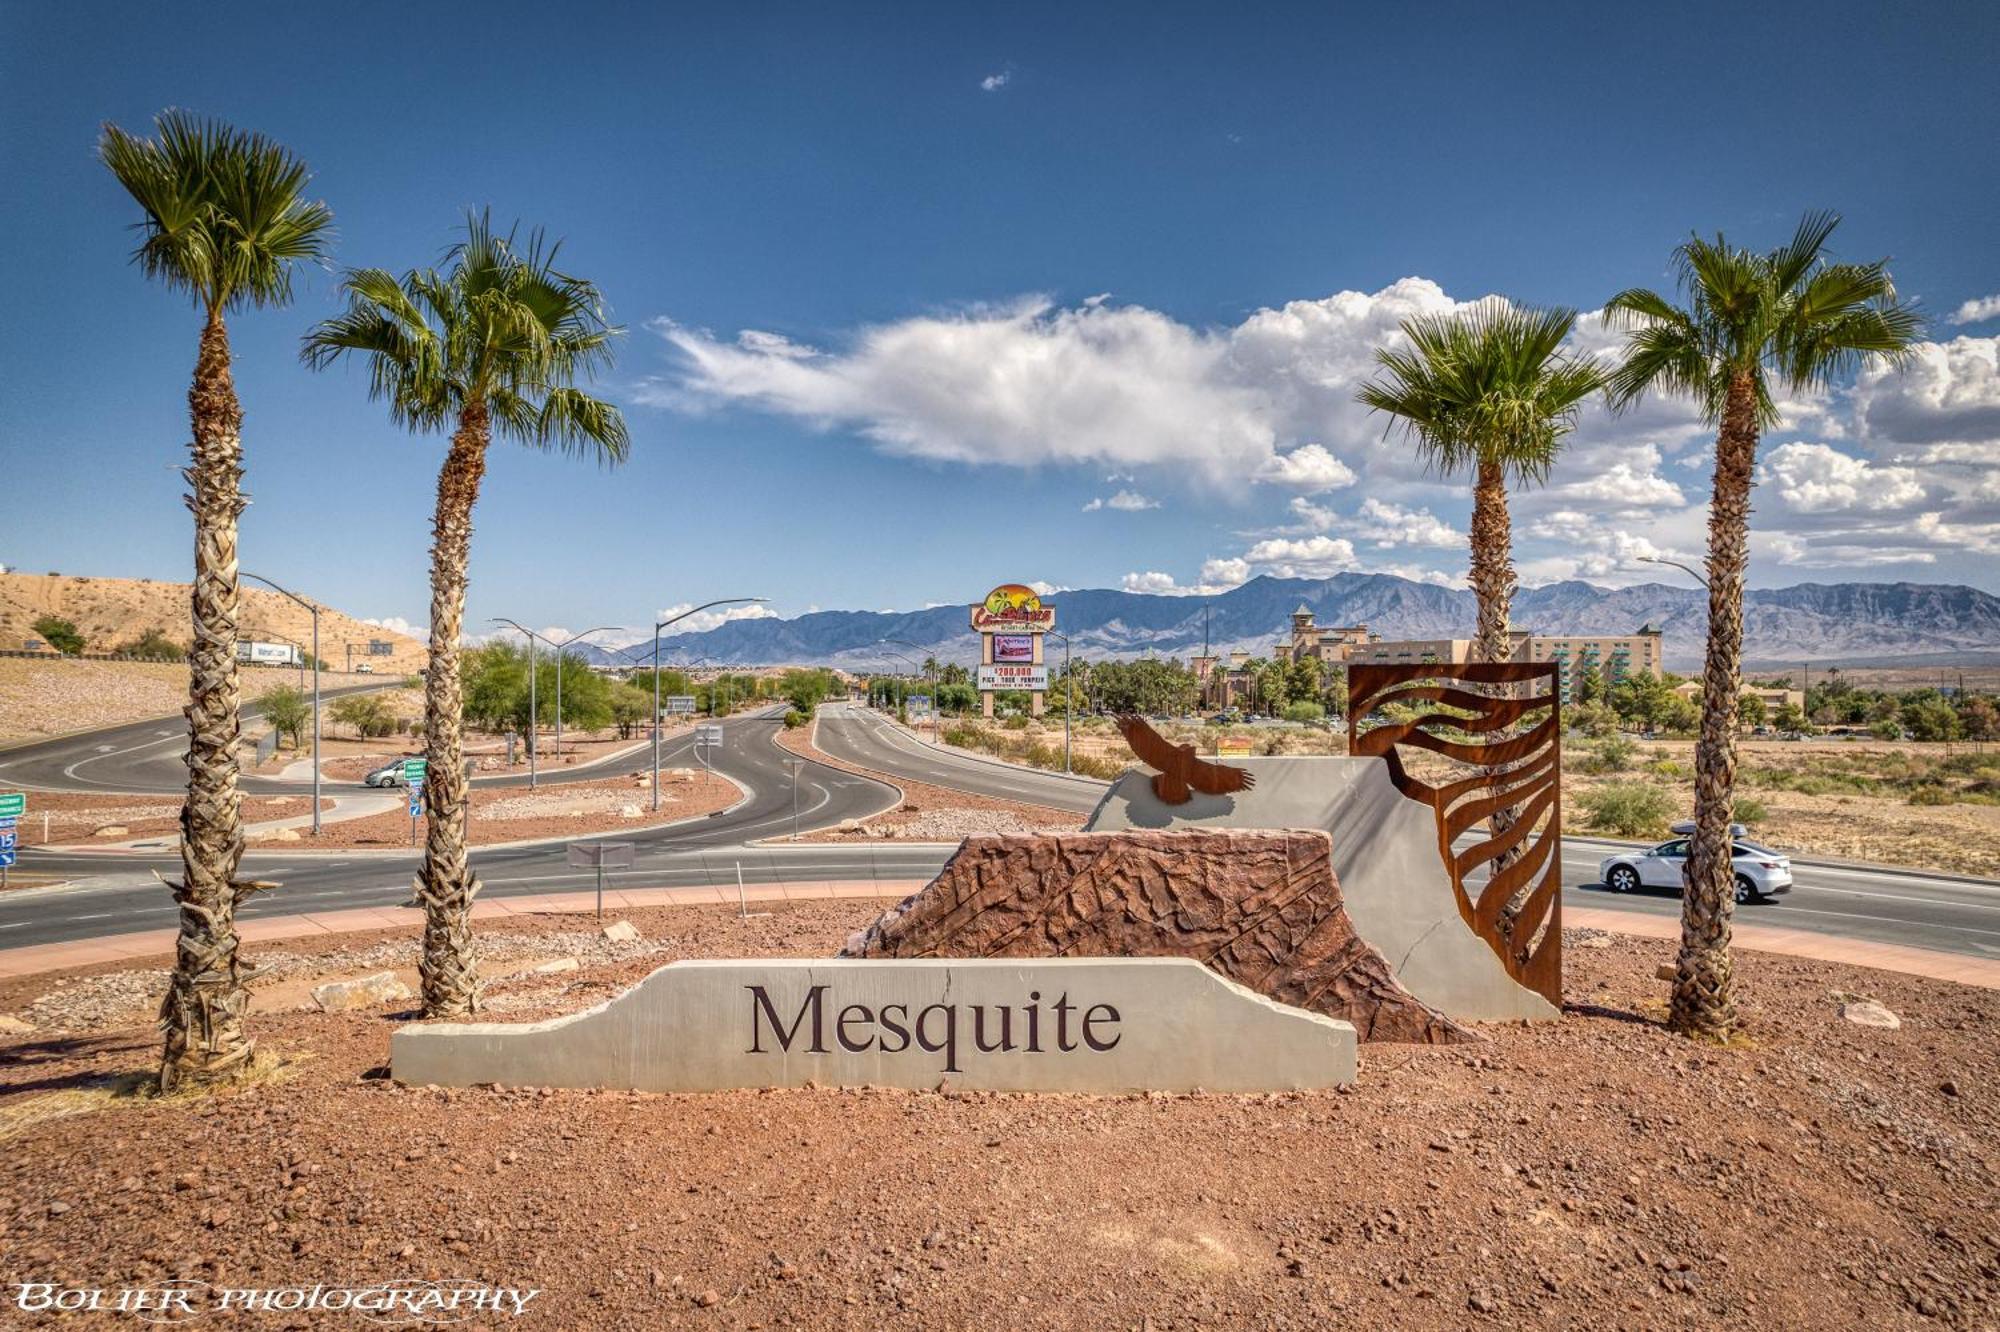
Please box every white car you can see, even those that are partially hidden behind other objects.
[1598,837,1794,904]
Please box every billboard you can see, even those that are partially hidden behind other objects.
[970,583,1056,633]
[992,633,1035,663]
[368,639,395,656]
[238,641,299,666]
[977,663,1049,692]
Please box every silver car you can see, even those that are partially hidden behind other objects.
[362,758,415,788]
[1599,837,1794,904]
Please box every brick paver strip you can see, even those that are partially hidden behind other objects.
[1,891,1993,992]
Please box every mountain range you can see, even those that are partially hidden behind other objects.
[592,575,2000,671]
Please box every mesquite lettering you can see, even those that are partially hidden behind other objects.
[748,985,1122,1073]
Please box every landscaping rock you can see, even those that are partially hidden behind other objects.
[619,804,642,819]
[311,972,413,1013]
[0,1015,34,1034]
[531,958,580,975]
[1840,998,1901,1029]
[601,920,641,943]
[92,825,129,838]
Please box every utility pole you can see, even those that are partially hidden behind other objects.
[491,618,546,789]
[243,572,322,837]
[1050,630,1073,774]
[547,625,625,764]
[646,599,766,811]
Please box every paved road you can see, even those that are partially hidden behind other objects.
[0,682,664,798]
[1,708,907,950]
[813,702,2000,963]
[5,701,1999,966]
[813,702,1106,814]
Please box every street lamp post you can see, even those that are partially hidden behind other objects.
[1637,554,1710,590]
[783,756,805,841]
[490,618,547,789]
[546,626,625,765]
[646,599,766,811]
[242,571,322,837]
[880,639,943,743]
[1049,630,1073,774]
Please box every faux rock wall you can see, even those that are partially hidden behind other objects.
[842,829,1474,1044]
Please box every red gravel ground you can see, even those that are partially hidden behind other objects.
[22,794,334,850]
[0,906,1994,1329]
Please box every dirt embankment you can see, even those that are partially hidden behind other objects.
[0,658,391,747]
[0,906,1992,1330]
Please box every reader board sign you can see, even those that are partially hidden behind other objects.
[992,634,1035,663]
[977,663,1049,692]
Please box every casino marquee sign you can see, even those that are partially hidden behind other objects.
[970,583,1056,633]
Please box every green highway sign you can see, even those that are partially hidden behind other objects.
[0,793,23,818]
[401,758,428,782]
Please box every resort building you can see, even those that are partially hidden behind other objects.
[1281,609,1666,704]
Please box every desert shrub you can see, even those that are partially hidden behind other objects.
[31,615,83,654]
[1282,701,1325,723]
[1567,700,1620,739]
[1002,715,1031,730]
[1644,757,1688,779]
[1732,794,1769,826]
[1574,735,1636,775]
[783,709,808,729]
[1577,781,1674,838]
[115,628,185,660]
[1907,784,1954,806]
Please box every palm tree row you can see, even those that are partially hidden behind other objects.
[103,109,628,1084]
[1360,214,1918,1039]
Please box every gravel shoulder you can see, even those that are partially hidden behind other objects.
[0,907,1992,1329]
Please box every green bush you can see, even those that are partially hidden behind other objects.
[329,694,398,738]
[31,615,83,655]
[1732,794,1769,826]
[1574,735,1636,775]
[1282,700,1325,723]
[1577,781,1674,838]
[115,628,185,661]
[261,685,310,750]
[1907,784,1954,806]
[783,709,809,729]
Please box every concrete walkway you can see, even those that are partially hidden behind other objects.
[2,887,1997,992]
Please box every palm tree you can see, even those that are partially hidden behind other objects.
[1607,212,1919,1039]
[1359,301,1608,662]
[301,214,628,1017]
[1359,302,1608,908]
[99,111,333,1089]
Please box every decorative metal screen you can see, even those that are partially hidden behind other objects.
[1347,661,1562,1005]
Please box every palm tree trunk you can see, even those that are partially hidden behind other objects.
[159,308,258,1090]
[1670,371,1758,1039]
[1468,461,1528,900]
[1468,461,1515,664]
[415,401,489,1017]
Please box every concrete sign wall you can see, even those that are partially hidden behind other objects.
[392,958,1355,1093]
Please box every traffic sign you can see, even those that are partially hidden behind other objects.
[664,695,697,716]
[695,725,724,747]
[0,792,23,819]
[0,848,14,870]
[0,830,16,851]
[401,758,428,783]
[408,781,424,818]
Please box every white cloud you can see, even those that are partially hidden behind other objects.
[1253,444,1356,493]
[1026,580,1069,596]
[641,277,1476,493]
[1238,535,1361,579]
[1082,489,1161,512]
[1350,496,1463,547]
[1854,336,2000,447]
[980,71,1011,92]
[1546,443,1686,509]
[657,602,780,636]
[1951,295,2000,325]
[1762,442,1926,513]
[1519,510,1688,584]
[1119,557,1253,597]
[362,615,425,641]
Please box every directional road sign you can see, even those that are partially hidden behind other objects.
[401,758,428,783]
[664,695,697,716]
[0,792,24,819]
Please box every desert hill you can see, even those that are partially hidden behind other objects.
[0,572,428,673]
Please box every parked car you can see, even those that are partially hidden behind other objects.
[1598,837,1794,904]
[355,662,376,674]
[361,757,418,788]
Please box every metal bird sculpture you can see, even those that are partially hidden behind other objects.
[1113,713,1256,804]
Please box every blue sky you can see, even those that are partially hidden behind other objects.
[4,2,1998,644]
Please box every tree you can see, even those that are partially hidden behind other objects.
[1900,696,1962,743]
[101,111,333,1088]
[261,685,310,750]
[607,682,651,739]
[1737,694,1767,729]
[1773,702,1809,734]
[1607,212,1919,1038]
[1572,662,1604,706]
[302,214,627,1017]
[329,693,397,738]
[31,615,84,654]
[1959,695,2000,743]
[1360,302,1608,664]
